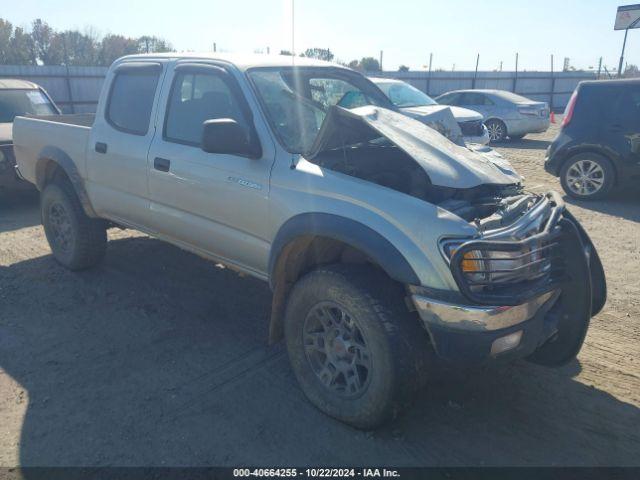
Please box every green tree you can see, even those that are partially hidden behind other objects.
[301,48,334,62]
[279,50,293,56]
[346,57,381,72]
[137,35,173,54]
[31,19,64,64]
[10,27,36,64]
[56,30,99,65]
[398,64,409,72]
[0,19,12,63]
[360,57,380,71]
[98,34,138,66]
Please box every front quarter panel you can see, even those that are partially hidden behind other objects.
[268,156,477,291]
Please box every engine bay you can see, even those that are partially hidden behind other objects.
[310,142,538,231]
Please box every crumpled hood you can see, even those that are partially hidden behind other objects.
[402,104,483,123]
[304,106,521,189]
[0,123,12,144]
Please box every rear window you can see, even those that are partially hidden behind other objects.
[106,70,160,135]
[0,89,57,123]
[492,91,532,103]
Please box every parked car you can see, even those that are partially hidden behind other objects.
[436,89,550,142]
[370,78,489,145]
[0,79,60,191]
[545,79,640,200]
[13,53,605,429]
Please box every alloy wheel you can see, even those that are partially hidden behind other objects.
[487,121,504,142]
[303,302,372,398]
[565,159,605,196]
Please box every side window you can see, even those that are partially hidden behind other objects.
[460,92,488,106]
[165,70,247,146]
[438,93,460,105]
[106,69,160,135]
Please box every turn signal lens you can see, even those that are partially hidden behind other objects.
[461,251,482,273]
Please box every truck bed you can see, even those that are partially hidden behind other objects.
[13,114,93,188]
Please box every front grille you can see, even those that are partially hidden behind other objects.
[449,197,567,305]
[458,119,484,137]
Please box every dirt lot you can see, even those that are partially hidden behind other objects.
[0,120,639,467]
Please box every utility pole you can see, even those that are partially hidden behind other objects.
[213,42,217,52]
[291,0,295,56]
[379,50,383,71]
[472,53,480,89]
[426,52,433,95]
[597,56,603,79]
[513,53,519,93]
[618,28,629,77]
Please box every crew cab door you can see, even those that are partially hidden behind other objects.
[86,61,166,227]
[146,62,274,277]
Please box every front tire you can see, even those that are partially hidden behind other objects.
[284,264,431,429]
[560,153,614,200]
[41,180,107,270]
[485,119,507,143]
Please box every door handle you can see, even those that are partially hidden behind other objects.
[95,142,107,154]
[153,157,171,172]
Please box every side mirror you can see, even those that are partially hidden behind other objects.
[201,118,259,158]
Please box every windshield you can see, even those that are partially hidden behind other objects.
[0,89,57,123]
[376,81,438,108]
[248,67,392,153]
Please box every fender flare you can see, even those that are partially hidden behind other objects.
[35,146,98,218]
[268,212,420,288]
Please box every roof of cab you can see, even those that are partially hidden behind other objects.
[116,52,343,71]
[0,79,40,89]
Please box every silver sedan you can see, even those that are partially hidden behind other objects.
[436,89,550,142]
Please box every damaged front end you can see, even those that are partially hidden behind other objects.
[304,105,521,206]
[430,191,606,366]
[303,106,606,367]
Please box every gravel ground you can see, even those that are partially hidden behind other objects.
[0,119,638,467]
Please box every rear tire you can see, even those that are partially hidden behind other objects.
[284,264,431,429]
[485,119,507,143]
[41,179,107,270]
[560,153,614,200]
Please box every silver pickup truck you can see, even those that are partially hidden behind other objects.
[13,53,606,429]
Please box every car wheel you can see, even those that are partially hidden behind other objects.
[284,264,431,429]
[485,119,507,142]
[41,178,107,270]
[560,153,614,200]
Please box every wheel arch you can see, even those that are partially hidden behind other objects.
[35,146,98,217]
[267,213,420,343]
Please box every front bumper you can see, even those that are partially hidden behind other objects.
[411,290,560,364]
[410,192,606,366]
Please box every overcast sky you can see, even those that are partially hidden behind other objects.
[3,0,638,72]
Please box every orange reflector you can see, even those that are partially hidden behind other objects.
[461,251,481,273]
